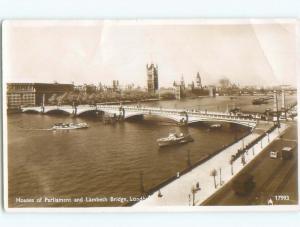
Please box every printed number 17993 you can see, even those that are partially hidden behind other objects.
[274,195,290,201]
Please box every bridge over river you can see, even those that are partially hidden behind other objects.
[21,104,258,128]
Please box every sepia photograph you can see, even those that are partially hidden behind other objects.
[2,19,298,210]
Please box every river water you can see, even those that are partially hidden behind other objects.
[7,95,296,207]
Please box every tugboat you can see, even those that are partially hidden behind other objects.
[157,132,193,147]
[52,122,88,130]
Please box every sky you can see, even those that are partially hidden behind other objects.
[2,19,298,88]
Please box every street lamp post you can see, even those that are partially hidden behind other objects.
[191,184,201,206]
[191,186,196,206]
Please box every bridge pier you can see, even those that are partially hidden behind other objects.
[118,106,125,121]
[178,111,189,126]
[69,105,77,117]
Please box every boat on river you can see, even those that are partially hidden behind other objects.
[209,124,222,129]
[157,132,193,147]
[52,122,88,130]
[252,98,268,105]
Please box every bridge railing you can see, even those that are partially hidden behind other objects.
[97,105,257,123]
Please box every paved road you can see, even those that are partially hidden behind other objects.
[203,123,298,205]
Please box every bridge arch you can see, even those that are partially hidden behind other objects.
[76,109,100,116]
[44,109,71,115]
[124,112,181,123]
[22,109,41,114]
